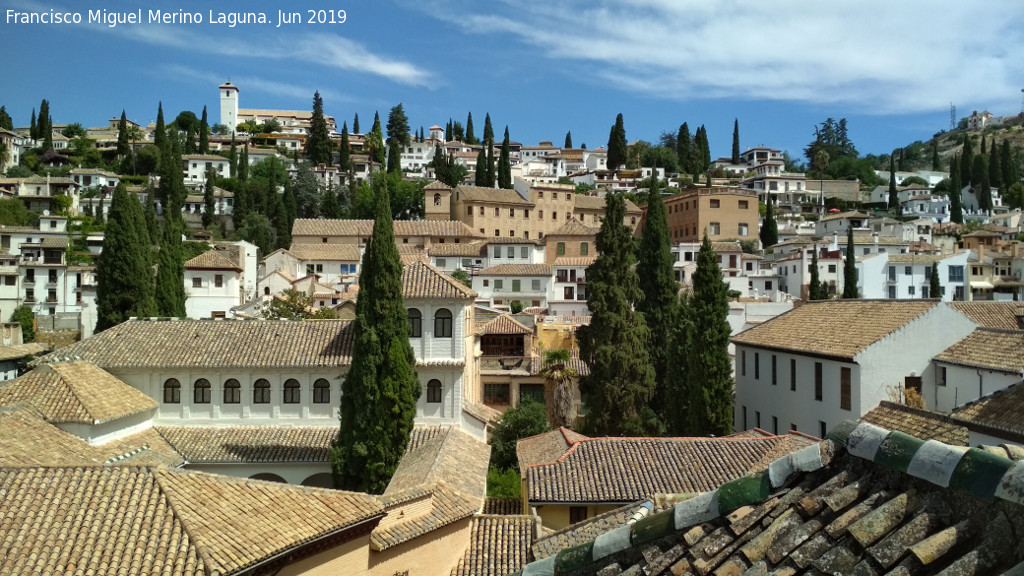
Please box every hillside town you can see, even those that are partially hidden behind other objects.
[1,84,1024,576]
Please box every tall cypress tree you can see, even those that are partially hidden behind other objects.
[283,177,298,231]
[1001,140,1017,189]
[975,154,991,212]
[607,113,627,172]
[677,123,692,174]
[353,113,360,135]
[203,168,216,229]
[320,182,341,218]
[577,193,658,436]
[989,141,1002,190]
[386,103,410,175]
[116,110,130,158]
[731,119,740,164]
[160,139,187,222]
[949,154,963,224]
[229,134,237,178]
[842,226,859,298]
[498,127,512,189]
[332,173,420,493]
[96,185,156,331]
[199,106,210,154]
[929,262,942,299]
[808,247,827,300]
[367,112,385,167]
[339,122,351,171]
[564,131,572,149]
[154,103,167,168]
[29,109,37,141]
[465,112,476,145]
[238,145,249,182]
[760,198,778,249]
[931,140,941,170]
[961,137,973,186]
[144,183,159,245]
[483,113,495,187]
[155,222,186,317]
[306,91,333,166]
[39,99,52,151]
[636,179,677,423]
[888,153,899,210]
[474,148,488,186]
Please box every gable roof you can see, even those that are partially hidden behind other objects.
[548,218,599,237]
[426,240,486,257]
[0,466,383,576]
[933,328,1024,373]
[451,515,534,576]
[41,319,356,369]
[731,300,940,360]
[157,426,336,463]
[185,249,243,271]
[860,401,968,445]
[478,263,554,276]
[455,184,533,206]
[476,314,532,336]
[292,218,480,239]
[403,260,477,299]
[951,381,1024,442]
[287,242,361,262]
[0,361,157,425]
[950,301,1024,329]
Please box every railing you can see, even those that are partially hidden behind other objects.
[480,356,536,373]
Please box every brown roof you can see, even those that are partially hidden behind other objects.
[0,466,383,576]
[287,242,361,262]
[482,497,524,515]
[0,361,157,425]
[860,401,968,445]
[292,218,480,239]
[732,300,940,359]
[524,434,815,503]
[532,501,652,560]
[42,319,355,369]
[427,240,487,257]
[934,328,1024,372]
[157,426,336,463]
[402,261,477,299]
[455,184,534,206]
[574,194,642,214]
[517,427,589,470]
[185,249,243,271]
[548,218,600,237]
[476,314,532,336]
[451,515,534,576]
[478,263,553,276]
[553,256,597,267]
[0,343,44,362]
[950,301,1024,330]
[886,253,943,264]
[953,382,1024,439]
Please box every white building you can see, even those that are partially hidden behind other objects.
[549,256,593,317]
[472,263,554,311]
[182,154,230,184]
[184,250,244,319]
[932,327,1024,413]
[856,251,969,301]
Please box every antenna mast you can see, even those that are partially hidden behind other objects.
[950,103,956,131]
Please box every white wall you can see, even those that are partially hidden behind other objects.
[932,362,1023,413]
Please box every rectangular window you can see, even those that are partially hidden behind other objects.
[710,199,720,208]
[772,416,778,435]
[738,223,748,236]
[510,209,515,217]
[557,242,565,256]
[436,258,446,268]
[520,384,545,404]
[552,212,557,220]
[214,274,223,288]
[479,206,485,215]
[790,359,796,391]
[741,350,746,376]
[467,206,473,216]
[937,366,947,386]
[755,411,761,429]
[495,229,500,237]
[532,279,540,291]
[908,286,915,296]
[484,383,510,405]
[192,277,202,288]
[905,266,912,276]
[814,362,823,401]
[521,246,528,259]
[754,353,760,380]
[569,506,588,524]
[948,265,964,282]
[771,355,777,386]
[494,246,502,258]
[495,207,500,216]
[580,242,589,256]
[494,279,503,290]
[841,367,852,410]
[507,247,515,258]
[709,222,720,235]
[512,279,521,292]
[820,421,827,439]
[738,200,749,209]
[524,210,530,219]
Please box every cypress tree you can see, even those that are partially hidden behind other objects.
[367,112,385,167]
[271,187,290,249]
[607,113,627,172]
[932,140,941,170]
[39,99,52,151]
[306,91,333,166]
[474,148,488,186]
[144,183,159,245]
[116,110,130,158]
[498,127,512,189]
[353,113,360,134]
[677,123,692,174]
[445,119,453,142]
[465,112,476,145]
[321,182,341,218]
[332,173,420,493]
[483,113,495,187]
[842,226,859,298]
[29,109,37,141]
[636,178,677,424]
[96,185,156,331]
[283,177,298,230]
[888,153,899,210]
[961,137,973,186]
[229,134,237,178]
[0,106,11,130]
[1001,140,1016,189]
[564,131,572,149]
[160,139,187,222]
[981,134,987,155]
[577,193,658,436]
[760,198,778,249]
[199,106,210,154]
[989,141,1002,190]
[897,148,905,172]
[949,154,963,224]
[808,247,827,300]
[975,154,991,212]
[155,222,186,317]
[339,122,351,171]
[202,168,216,229]
[731,119,740,164]
[929,263,942,299]
[154,103,167,167]
[238,145,249,182]
[386,103,410,175]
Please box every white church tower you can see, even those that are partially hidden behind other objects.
[219,82,239,134]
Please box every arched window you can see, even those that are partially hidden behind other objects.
[408,308,422,338]
[223,379,241,404]
[313,378,331,404]
[193,378,211,404]
[433,193,441,206]
[283,379,301,404]
[253,379,271,404]
[163,378,180,404]
[434,308,452,338]
[264,287,270,295]
[427,379,442,403]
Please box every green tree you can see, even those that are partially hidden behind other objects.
[888,153,899,210]
[498,127,512,189]
[808,247,828,300]
[305,91,333,166]
[842,226,859,298]
[541,349,579,429]
[159,139,187,223]
[932,140,941,170]
[116,110,130,158]
[929,264,942,299]
[577,193,658,436]
[1001,140,1018,189]
[29,108,37,141]
[474,148,488,186]
[386,103,410,174]
[202,169,215,229]
[10,306,35,342]
[0,198,38,227]
[464,112,476,145]
[333,174,420,493]
[38,99,52,151]
[989,141,1002,191]
[607,113,627,172]
[731,118,740,164]
[432,145,466,188]
[96,185,156,331]
[564,131,572,149]
[961,137,974,187]
[760,199,778,249]
[321,183,341,219]
[144,184,159,244]
[487,466,521,498]
[154,103,167,170]
[488,397,549,471]
[636,179,678,419]
[352,113,360,135]
[949,154,964,224]
[237,212,275,256]
[451,269,471,288]
[676,123,692,174]
[283,176,298,225]
[266,288,339,319]
[367,112,385,168]
[155,223,186,317]
[293,163,322,218]
[0,141,9,174]
[804,118,856,166]
[975,154,991,212]
[238,145,249,183]
[0,105,12,130]
[199,106,210,154]
[338,122,351,171]
[483,113,496,187]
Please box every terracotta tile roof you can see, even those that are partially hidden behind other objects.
[424,180,452,191]
[950,301,1024,329]
[952,381,1024,439]
[524,434,815,503]
[292,218,481,239]
[427,240,487,257]
[394,220,480,238]
[517,427,588,470]
[514,422,1024,576]
[185,249,243,271]
[860,401,968,445]
[455,184,533,206]
[851,232,905,245]
[710,241,743,252]
[478,263,553,276]
[0,465,383,576]
[451,515,534,576]
[821,210,870,222]
[406,425,450,452]
[886,253,944,264]
[399,246,429,265]
[477,314,532,336]
[532,501,652,560]
[934,328,1024,372]
[0,361,157,425]
[482,497,524,515]
[287,242,361,261]
[42,319,355,369]
[463,402,503,426]
[553,256,596,267]
[0,343,44,362]
[402,261,477,299]
[548,218,599,237]
[157,426,336,463]
[732,300,940,359]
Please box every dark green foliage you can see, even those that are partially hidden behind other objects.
[155,223,186,317]
[929,264,941,299]
[451,268,471,287]
[352,113,359,135]
[293,163,322,218]
[116,111,130,157]
[451,120,464,142]
[804,118,856,166]
[432,145,467,188]
[237,212,275,256]
[1001,140,1018,189]
[465,112,476,145]
[367,112,385,167]
[228,136,237,179]
[10,306,35,342]
[760,200,778,249]
[989,142,1002,190]
[897,148,905,172]
[474,148,489,186]
[676,123,692,174]
[641,147,678,174]
[932,140,941,170]
[202,169,215,229]
[159,139,187,223]
[238,146,249,183]
[321,183,341,219]
[154,103,167,171]
[961,137,973,187]
[498,127,512,189]
[607,114,627,171]
[271,187,290,250]
[900,176,929,187]
[731,119,740,164]
[29,109,36,140]
[0,106,12,130]
[38,99,52,151]
[974,154,991,211]
[564,131,572,149]
[333,174,420,493]
[339,122,351,171]
[949,155,963,224]
[808,248,829,300]
[0,198,39,227]
[488,398,549,471]
[843,226,859,298]
[888,153,899,210]
[305,91,333,166]
[577,193,658,436]
[173,111,198,154]
[199,106,209,154]
[694,125,711,173]
[487,466,521,498]
[283,178,298,229]
[96,185,156,331]
[386,103,410,174]
[636,179,678,419]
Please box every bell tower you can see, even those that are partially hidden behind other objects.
[219,82,239,134]
[424,180,453,221]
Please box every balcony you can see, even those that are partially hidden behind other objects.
[480,356,536,375]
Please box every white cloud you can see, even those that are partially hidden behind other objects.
[436,0,1024,114]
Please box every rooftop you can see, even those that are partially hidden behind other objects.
[455,184,533,206]
[287,242,362,262]
[952,381,1024,442]
[478,263,554,277]
[156,426,336,463]
[950,301,1024,330]
[860,401,968,446]
[934,328,1024,373]
[185,249,243,271]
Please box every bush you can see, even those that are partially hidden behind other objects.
[10,306,34,342]
[489,397,550,470]
[486,466,521,498]
[510,300,524,314]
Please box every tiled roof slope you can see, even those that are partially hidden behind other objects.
[861,401,968,446]
[514,422,1024,576]
[451,515,534,576]
[40,319,355,368]
[950,301,1024,329]
[0,466,383,576]
[185,250,243,271]
[477,314,532,336]
[479,263,554,276]
[517,427,589,470]
[525,434,815,503]
[934,328,1024,372]
[731,300,939,359]
[403,260,477,299]
[427,240,487,257]
[157,426,336,463]
[455,185,533,205]
[292,218,481,238]
[532,501,652,560]
[287,242,361,261]
[0,361,157,424]
[0,342,44,362]
[548,218,599,237]
[483,497,524,515]
[952,381,1024,441]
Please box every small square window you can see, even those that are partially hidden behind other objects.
[192,277,202,288]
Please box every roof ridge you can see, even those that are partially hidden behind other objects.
[46,364,97,423]
[152,469,218,574]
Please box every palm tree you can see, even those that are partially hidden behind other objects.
[540,349,579,429]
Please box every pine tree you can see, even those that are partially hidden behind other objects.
[0,105,12,130]
[577,193,658,436]
[607,113,627,172]
[498,127,512,189]
[636,178,677,422]
[677,123,692,174]
[989,142,1002,190]
[731,119,740,164]
[474,148,488,186]
[386,103,410,175]
[96,185,156,331]
[353,113,360,134]
[760,198,778,249]
[116,110,130,158]
[155,222,186,317]
[339,122,351,171]
[199,106,210,154]
[929,263,942,299]
[202,169,215,229]
[306,91,333,166]
[332,173,420,493]
[842,226,859,298]
[808,247,828,300]
[564,131,572,149]
[320,182,341,218]
[949,154,963,224]
[888,153,899,210]
[465,112,476,145]
[1001,140,1016,190]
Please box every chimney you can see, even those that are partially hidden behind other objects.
[873,232,879,245]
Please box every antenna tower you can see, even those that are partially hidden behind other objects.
[950,103,956,131]
[1020,89,1023,115]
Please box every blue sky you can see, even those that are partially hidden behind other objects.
[3,0,1023,164]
